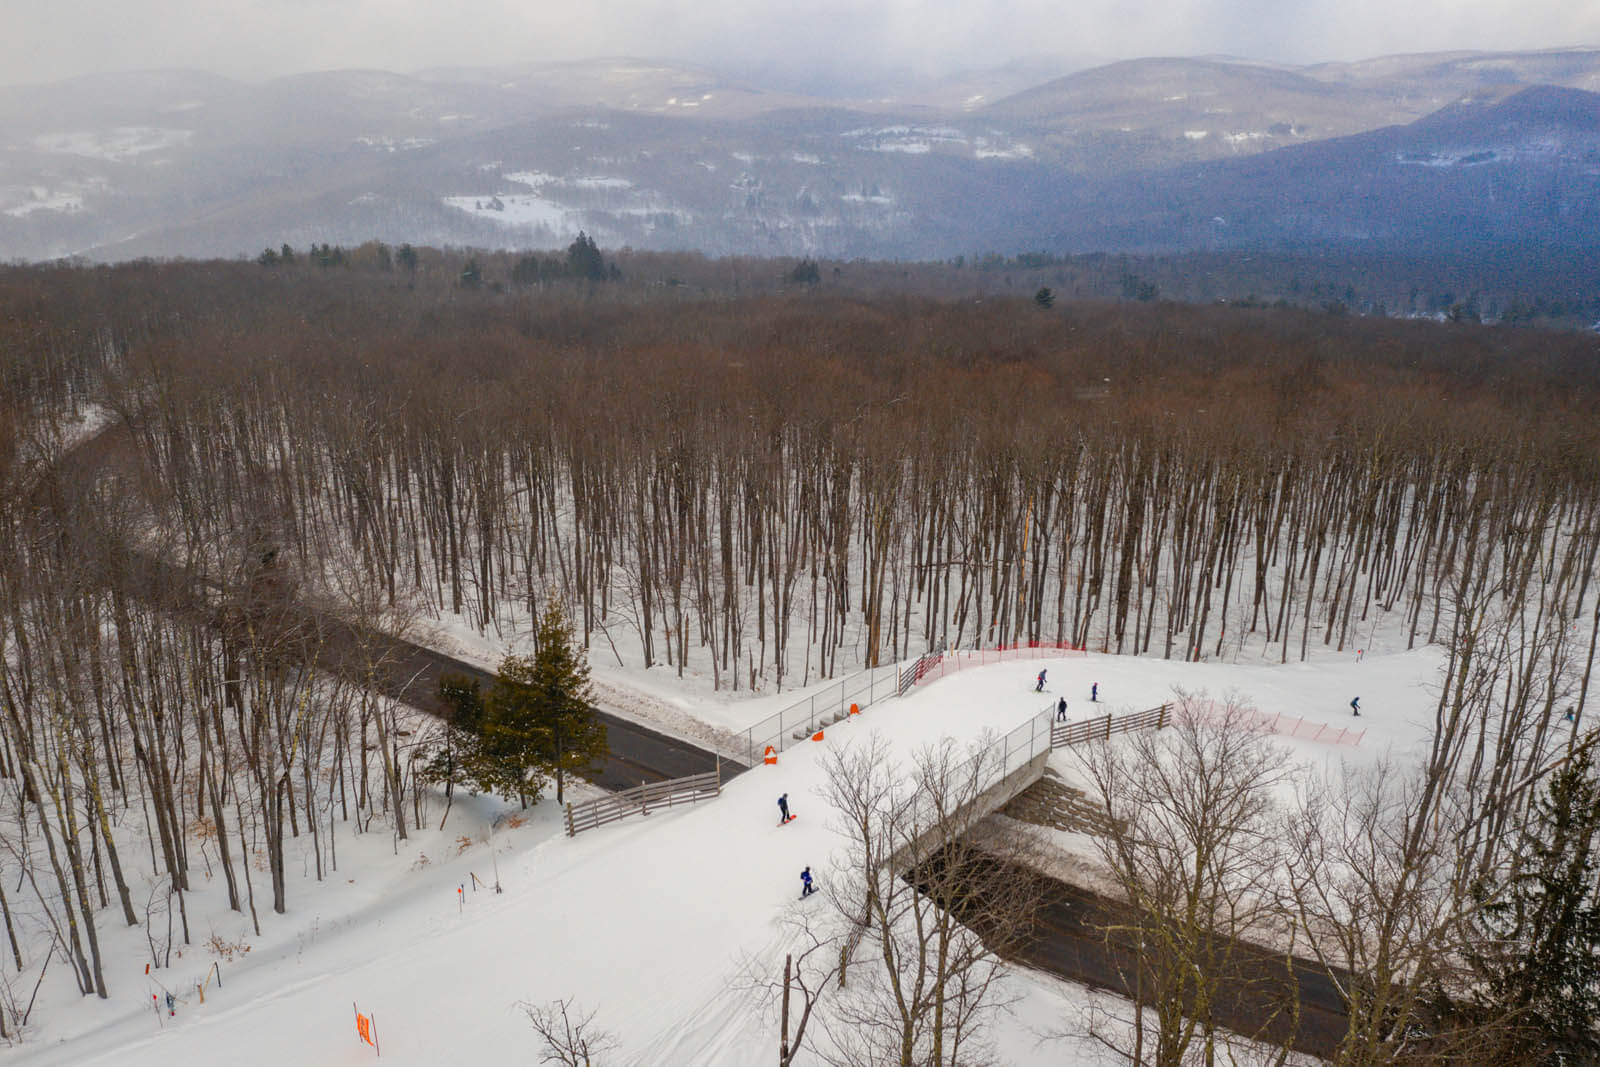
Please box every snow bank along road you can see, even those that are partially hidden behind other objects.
[59,420,739,792]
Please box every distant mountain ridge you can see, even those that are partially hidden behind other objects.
[1,49,1598,262]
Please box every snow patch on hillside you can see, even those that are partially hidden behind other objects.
[2,177,108,217]
[355,135,435,151]
[442,194,575,230]
[32,127,192,162]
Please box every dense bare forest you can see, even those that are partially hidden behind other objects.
[2,255,1599,1055]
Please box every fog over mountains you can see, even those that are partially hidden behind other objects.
[1,49,1597,262]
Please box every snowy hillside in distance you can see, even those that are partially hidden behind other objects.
[11,640,1442,1066]
[2,50,1599,261]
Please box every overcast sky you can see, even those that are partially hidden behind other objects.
[4,0,1597,90]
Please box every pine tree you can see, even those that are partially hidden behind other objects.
[1469,732,1600,1063]
[420,673,488,826]
[526,602,606,805]
[566,232,607,281]
[475,605,607,808]
[481,653,548,808]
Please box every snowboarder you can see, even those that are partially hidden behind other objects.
[1056,696,1067,721]
[778,793,791,824]
[1564,706,1577,724]
[1350,696,1361,717]
[1091,682,1099,702]
[1035,669,1047,692]
[800,866,815,898]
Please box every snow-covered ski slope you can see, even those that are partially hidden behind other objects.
[18,646,1444,1066]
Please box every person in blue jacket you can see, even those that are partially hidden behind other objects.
[1035,669,1047,692]
[800,867,815,898]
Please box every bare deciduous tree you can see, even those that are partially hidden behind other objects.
[1071,691,1293,1066]
[818,733,1045,1067]
[521,997,618,1067]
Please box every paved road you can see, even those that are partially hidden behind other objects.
[383,639,743,791]
[931,856,1349,1060]
[55,422,743,793]
[1023,877,1347,1059]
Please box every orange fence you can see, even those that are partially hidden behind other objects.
[903,642,1088,692]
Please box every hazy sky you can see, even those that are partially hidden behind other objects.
[4,0,1597,89]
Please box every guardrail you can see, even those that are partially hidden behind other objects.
[979,707,1058,789]
[898,652,944,695]
[564,766,722,837]
[741,663,902,765]
[1051,703,1171,748]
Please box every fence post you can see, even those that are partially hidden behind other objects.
[1105,713,1113,740]
[564,803,574,837]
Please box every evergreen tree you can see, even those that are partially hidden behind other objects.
[526,602,606,805]
[1034,286,1055,308]
[1468,732,1600,1063]
[471,610,605,808]
[480,653,549,807]
[566,232,607,281]
[420,673,488,821]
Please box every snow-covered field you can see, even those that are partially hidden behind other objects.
[12,635,1444,1065]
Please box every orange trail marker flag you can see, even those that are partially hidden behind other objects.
[354,1002,380,1055]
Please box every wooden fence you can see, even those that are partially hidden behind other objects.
[1050,703,1171,749]
[564,765,722,837]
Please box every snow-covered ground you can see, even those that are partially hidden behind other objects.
[12,638,1443,1065]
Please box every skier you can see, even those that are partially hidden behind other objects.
[1350,696,1361,717]
[1056,696,1068,721]
[778,793,791,824]
[1091,682,1099,702]
[1564,707,1577,724]
[1036,669,1047,693]
[800,866,815,898]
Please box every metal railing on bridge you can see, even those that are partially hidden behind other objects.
[740,663,902,765]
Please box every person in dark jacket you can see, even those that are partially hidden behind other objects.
[778,793,791,824]
[1056,697,1068,721]
[1091,682,1099,702]
[1350,697,1361,717]
[1036,669,1047,692]
[800,867,815,898]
